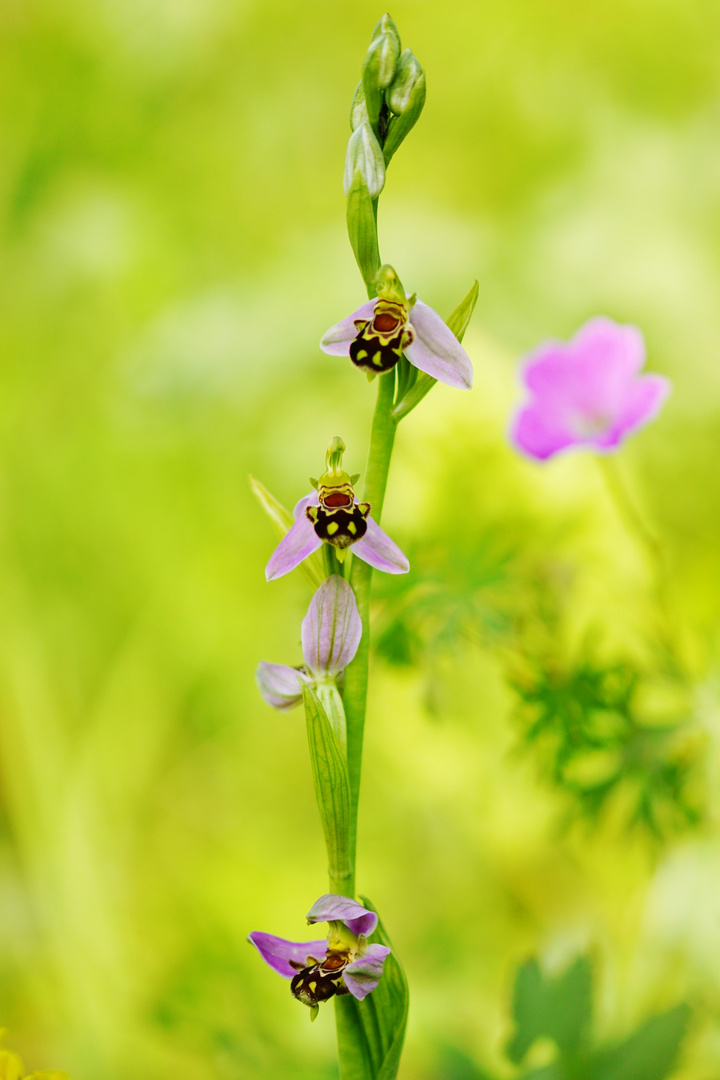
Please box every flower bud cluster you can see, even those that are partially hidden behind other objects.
[344,14,426,199]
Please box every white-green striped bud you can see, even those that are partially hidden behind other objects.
[350,81,369,131]
[370,13,401,53]
[387,48,424,115]
[369,14,401,80]
[382,49,426,163]
[362,15,401,128]
[343,122,385,199]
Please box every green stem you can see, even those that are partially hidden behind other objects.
[598,456,681,670]
[343,369,397,886]
[599,456,663,567]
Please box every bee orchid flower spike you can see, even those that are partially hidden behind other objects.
[265,437,409,580]
[321,265,473,389]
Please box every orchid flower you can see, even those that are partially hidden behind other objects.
[511,317,671,461]
[256,575,361,752]
[265,437,409,581]
[248,894,391,1020]
[320,264,473,389]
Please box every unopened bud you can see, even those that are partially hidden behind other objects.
[366,17,401,88]
[387,49,424,115]
[371,14,401,49]
[362,18,401,127]
[350,81,369,131]
[343,123,385,199]
[382,50,426,163]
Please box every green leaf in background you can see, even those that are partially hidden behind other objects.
[506,957,593,1064]
[519,1066,566,1080]
[586,1005,690,1080]
[392,280,479,421]
[435,1045,500,1080]
[302,684,352,890]
[249,475,324,589]
[334,896,409,1080]
[346,181,381,295]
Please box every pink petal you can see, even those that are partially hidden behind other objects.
[320,301,378,357]
[352,516,409,574]
[306,894,378,938]
[593,374,671,451]
[255,662,309,711]
[293,490,320,517]
[302,576,362,676]
[404,300,473,389]
[265,513,322,581]
[247,932,328,980]
[343,944,391,1001]
[522,318,646,419]
[511,402,576,461]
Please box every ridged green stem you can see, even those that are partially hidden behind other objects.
[342,369,397,889]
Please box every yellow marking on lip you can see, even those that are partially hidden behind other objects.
[347,521,357,535]
[326,521,339,536]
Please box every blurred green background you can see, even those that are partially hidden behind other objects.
[2,0,720,1076]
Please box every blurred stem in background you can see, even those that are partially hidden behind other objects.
[597,456,682,671]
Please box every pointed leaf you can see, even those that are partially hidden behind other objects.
[519,1066,565,1080]
[436,1045,500,1080]
[393,281,478,421]
[586,1005,690,1080]
[334,896,409,1080]
[346,182,380,295]
[445,279,481,341]
[506,956,593,1063]
[302,684,352,887]
[249,475,323,588]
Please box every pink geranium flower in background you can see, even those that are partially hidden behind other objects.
[511,317,671,461]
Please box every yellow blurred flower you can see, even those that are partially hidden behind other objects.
[0,1032,68,1080]
[23,1074,70,1079]
[0,1047,24,1080]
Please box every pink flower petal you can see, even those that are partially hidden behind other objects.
[293,490,320,517]
[514,317,671,460]
[343,944,391,1001]
[352,517,409,574]
[405,300,473,389]
[302,576,362,677]
[593,374,671,451]
[306,894,378,938]
[511,402,576,461]
[320,301,378,357]
[255,661,309,711]
[265,513,322,581]
[523,319,646,416]
[247,932,328,980]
